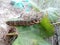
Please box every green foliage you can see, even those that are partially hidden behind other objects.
[43,7,59,22]
[29,1,40,12]
[11,13,55,45]
[13,26,51,45]
[39,15,54,37]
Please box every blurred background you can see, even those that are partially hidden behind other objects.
[0,0,60,45]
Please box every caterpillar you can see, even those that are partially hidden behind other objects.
[6,19,40,26]
[6,12,43,26]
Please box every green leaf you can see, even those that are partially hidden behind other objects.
[13,26,51,45]
[39,15,55,37]
[29,1,40,12]
[11,14,54,45]
[43,7,59,22]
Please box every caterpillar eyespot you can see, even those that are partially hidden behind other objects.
[6,19,40,26]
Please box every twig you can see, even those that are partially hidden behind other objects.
[53,22,60,25]
[6,32,18,36]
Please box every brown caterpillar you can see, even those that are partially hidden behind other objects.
[6,19,40,26]
[6,12,43,26]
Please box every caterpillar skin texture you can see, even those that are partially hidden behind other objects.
[6,19,40,26]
